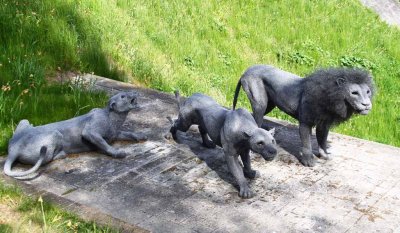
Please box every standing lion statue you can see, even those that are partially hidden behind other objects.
[233,65,375,167]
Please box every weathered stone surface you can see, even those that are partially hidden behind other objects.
[2,74,400,232]
[360,0,400,27]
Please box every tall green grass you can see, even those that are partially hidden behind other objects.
[0,0,399,153]
[111,0,400,146]
[0,0,111,154]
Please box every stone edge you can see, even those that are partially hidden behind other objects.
[0,173,150,233]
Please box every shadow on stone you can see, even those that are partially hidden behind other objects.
[173,129,239,189]
[262,119,320,163]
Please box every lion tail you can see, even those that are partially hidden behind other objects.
[4,146,47,177]
[232,79,242,110]
[174,90,182,109]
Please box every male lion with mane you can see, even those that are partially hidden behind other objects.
[233,65,375,167]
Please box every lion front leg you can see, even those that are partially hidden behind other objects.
[223,145,253,198]
[84,132,127,158]
[117,131,148,141]
[298,123,315,167]
[316,123,332,160]
[82,124,127,158]
[240,150,258,179]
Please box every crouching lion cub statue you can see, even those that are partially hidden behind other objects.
[233,65,375,167]
[4,91,147,178]
[170,91,277,198]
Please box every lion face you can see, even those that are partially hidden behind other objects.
[108,91,139,112]
[344,83,373,115]
[248,128,277,161]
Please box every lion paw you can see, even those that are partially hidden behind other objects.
[169,127,178,140]
[299,150,315,167]
[239,185,253,199]
[202,140,216,149]
[113,149,128,159]
[243,169,259,179]
[164,133,173,140]
[137,133,148,141]
[317,147,332,160]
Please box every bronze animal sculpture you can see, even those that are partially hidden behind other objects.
[233,65,374,167]
[170,91,277,198]
[5,91,147,177]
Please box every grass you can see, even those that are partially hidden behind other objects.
[111,0,400,146]
[2,0,399,151]
[0,180,118,233]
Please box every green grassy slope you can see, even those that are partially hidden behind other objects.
[1,0,399,153]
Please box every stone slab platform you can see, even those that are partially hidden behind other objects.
[2,74,400,233]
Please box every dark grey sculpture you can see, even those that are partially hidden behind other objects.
[4,91,147,177]
[233,65,375,167]
[170,91,277,198]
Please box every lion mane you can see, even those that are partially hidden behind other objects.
[300,68,375,126]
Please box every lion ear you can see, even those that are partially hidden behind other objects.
[109,100,116,111]
[268,128,276,137]
[243,130,252,138]
[336,78,346,86]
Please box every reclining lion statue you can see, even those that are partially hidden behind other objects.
[233,65,375,167]
[170,91,277,198]
[4,91,147,178]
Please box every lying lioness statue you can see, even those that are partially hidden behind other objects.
[233,65,375,167]
[4,91,147,178]
[170,91,277,198]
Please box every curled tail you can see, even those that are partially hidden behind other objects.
[4,146,47,177]
[232,79,242,110]
[166,90,182,126]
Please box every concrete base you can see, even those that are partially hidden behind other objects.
[2,74,400,233]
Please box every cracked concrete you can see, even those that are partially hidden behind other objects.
[2,74,400,233]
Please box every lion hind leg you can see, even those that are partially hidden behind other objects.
[198,125,216,148]
[241,78,269,127]
[316,122,333,160]
[265,99,276,115]
[53,149,67,160]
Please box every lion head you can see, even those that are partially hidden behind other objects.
[245,128,277,161]
[341,81,373,115]
[302,68,375,124]
[108,91,139,112]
